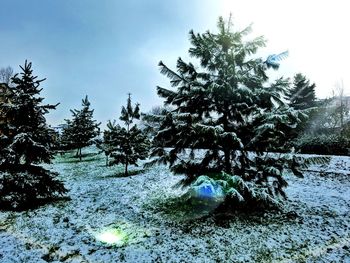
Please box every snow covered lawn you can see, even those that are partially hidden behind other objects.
[1,150,350,262]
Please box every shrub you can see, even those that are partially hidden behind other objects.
[295,134,350,156]
[0,165,67,210]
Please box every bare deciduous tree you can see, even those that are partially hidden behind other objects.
[0,66,14,86]
[333,80,348,130]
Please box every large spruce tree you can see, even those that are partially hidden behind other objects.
[147,17,319,209]
[105,94,150,176]
[62,96,100,160]
[0,61,67,210]
[141,105,171,138]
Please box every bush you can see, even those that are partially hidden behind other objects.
[295,134,350,156]
[186,172,283,212]
[0,165,67,210]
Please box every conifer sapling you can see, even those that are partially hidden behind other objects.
[61,96,100,160]
[105,94,150,176]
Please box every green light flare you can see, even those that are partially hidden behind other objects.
[94,228,126,245]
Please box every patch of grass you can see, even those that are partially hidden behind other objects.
[0,196,71,212]
[281,235,350,262]
[90,221,152,247]
[116,169,146,177]
[97,168,147,179]
[252,247,274,263]
[0,212,17,230]
[145,190,223,222]
[53,146,104,164]
[145,189,298,228]
[54,152,103,164]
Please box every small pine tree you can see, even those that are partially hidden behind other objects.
[0,61,67,210]
[95,130,115,167]
[147,17,315,210]
[62,96,100,160]
[288,73,316,110]
[105,94,150,176]
[286,73,317,138]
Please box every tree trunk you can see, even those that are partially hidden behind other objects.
[224,149,231,174]
[222,105,231,173]
[79,148,82,161]
[125,162,128,176]
[106,155,108,167]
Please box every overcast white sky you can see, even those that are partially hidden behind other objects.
[217,0,350,98]
[1,0,349,126]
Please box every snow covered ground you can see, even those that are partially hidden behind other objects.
[0,149,349,262]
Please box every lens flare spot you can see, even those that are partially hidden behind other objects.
[95,228,125,245]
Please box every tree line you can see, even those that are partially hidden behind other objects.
[0,16,343,212]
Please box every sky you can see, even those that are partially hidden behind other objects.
[1,0,349,127]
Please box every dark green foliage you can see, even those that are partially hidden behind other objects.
[295,133,350,156]
[0,62,58,166]
[147,17,309,209]
[96,128,115,166]
[140,106,171,138]
[104,94,150,176]
[0,165,67,210]
[286,73,318,138]
[198,155,330,211]
[0,61,67,210]
[288,73,316,110]
[61,96,100,160]
[292,94,350,155]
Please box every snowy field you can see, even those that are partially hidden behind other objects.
[0,148,350,262]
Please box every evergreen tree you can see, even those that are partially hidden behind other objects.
[62,96,100,160]
[286,73,317,137]
[0,83,13,127]
[147,17,319,210]
[288,73,316,110]
[95,130,115,167]
[0,61,67,210]
[140,105,171,138]
[105,94,150,176]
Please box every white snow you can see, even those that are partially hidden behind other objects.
[0,148,349,262]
